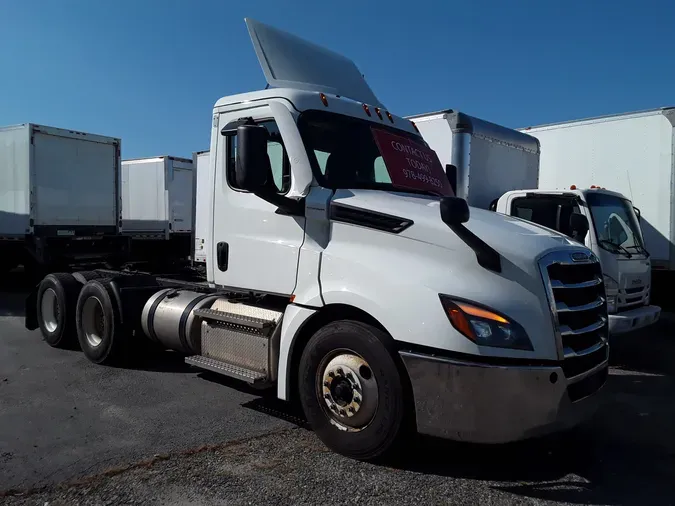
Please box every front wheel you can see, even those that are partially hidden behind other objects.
[298,320,409,461]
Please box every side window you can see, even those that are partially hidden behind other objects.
[512,198,558,229]
[226,120,290,193]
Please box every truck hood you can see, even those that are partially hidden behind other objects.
[332,189,579,270]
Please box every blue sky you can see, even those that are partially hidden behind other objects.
[1,0,673,159]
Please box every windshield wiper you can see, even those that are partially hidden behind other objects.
[598,239,632,258]
[624,244,649,256]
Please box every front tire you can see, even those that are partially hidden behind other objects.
[75,279,126,365]
[36,273,81,348]
[298,320,408,461]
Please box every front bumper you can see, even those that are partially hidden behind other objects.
[400,349,608,444]
[609,305,661,335]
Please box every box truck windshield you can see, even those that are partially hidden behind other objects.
[298,110,454,197]
[586,192,646,256]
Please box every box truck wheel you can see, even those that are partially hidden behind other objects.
[298,320,408,461]
[75,279,126,365]
[36,273,81,349]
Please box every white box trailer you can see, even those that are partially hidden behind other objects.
[121,156,194,238]
[519,107,675,274]
[406,110,540,208]
[191,150,210,265]
[0,123,127,271]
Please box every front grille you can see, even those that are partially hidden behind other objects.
[539,250,609,384]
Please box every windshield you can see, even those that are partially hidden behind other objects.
[586,192,645,254]
[298,110,454,197]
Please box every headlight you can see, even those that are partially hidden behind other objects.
[439,295,533,351]
[603,274,618,313]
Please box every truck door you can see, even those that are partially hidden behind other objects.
[503,193,586,241]
[211,112,305,295]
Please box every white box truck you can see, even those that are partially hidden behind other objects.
[191,150,210,265]
[26,18,608,461]
[0,123,128,273]
[409,110,660,335]
[518,108,675,310]
[121,156,194,263]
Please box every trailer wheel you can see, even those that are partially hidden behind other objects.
[298,320,408,461]
[36,273,81,348]
[75,279,126,365]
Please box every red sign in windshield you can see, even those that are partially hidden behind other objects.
[372,128,454,196]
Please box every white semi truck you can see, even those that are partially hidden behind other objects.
[121,156,195,264]
[409,110,660,335]
[25,18,609,460]
[519,107,675,311]
[0,123,129,275]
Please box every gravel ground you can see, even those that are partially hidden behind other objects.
[2,272,675,505]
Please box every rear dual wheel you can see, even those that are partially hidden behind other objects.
[298,320,410,461]
[36,271,103,348]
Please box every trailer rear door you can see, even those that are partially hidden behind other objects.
[33,127,118,228]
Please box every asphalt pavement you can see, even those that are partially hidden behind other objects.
[1,271,675,505]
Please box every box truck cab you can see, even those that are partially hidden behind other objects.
[27,18,609,460]
[495,187,660,335]
[408,110,659,336]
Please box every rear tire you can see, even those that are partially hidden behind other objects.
[36,273,81,348]
[298,320,408,461]
[75,279,126,365]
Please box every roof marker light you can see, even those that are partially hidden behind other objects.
[320,93,329,107]
[386,111,394,123]
[363,103,372,117]
[374,107,383,120]
[570,185,577,190]
[410,120,420,133]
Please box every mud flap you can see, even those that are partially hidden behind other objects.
[25,287,39,331]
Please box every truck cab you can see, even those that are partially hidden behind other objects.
[495,187,661,334]
[27,18,610,461]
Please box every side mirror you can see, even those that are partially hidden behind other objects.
[569,212,589,241]
[440,196,470,226]
[445,164,458,195]
[235,124,269,192]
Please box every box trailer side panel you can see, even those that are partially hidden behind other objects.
[460,131,539,209]
[0,125,31,237]
[121,158,168,234]
[167,158,194,234]
[522,110,675,267]
[193,151,210,264]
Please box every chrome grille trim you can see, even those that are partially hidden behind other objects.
[538,249,609,376]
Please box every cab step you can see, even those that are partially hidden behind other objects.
[185,298,284,383]
[185,355,267,384]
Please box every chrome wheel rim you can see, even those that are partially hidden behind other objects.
[82,297,105,348]
[318,351,378,432]
[41,288,59,333]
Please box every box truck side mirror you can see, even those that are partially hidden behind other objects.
[634,206,641,223]
[235,124,269,192]
[569,212,589,242]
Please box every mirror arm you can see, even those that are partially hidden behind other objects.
[446,222,502,273]
[255,189,305,216]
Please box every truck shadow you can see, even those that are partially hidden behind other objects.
[391,368,675,505]
[609,314,675,376]
[0,268,31,317]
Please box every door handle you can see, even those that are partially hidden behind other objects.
[217,242,229,271]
